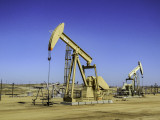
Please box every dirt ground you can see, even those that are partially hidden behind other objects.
[0,94,160,120]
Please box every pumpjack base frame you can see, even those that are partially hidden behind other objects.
[61,100,113,106]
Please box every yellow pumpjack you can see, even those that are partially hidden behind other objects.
[48,23,110,102]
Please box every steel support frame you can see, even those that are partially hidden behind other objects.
[64,52,88,101]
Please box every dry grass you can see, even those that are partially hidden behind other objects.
[0,94,160,120]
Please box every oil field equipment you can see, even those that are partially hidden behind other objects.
[48,23,110,103]
[64,45,72,85]
[121,61,143,96]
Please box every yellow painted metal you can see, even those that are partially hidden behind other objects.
[48,23,92,65]
[84,76,110,100]
[98,76,109,90]
[94,64,99,90]
[60,33,92,65]
[64,52,88,99]
[71,53,77,99]
[48,23,110,102]
[86,76,109,90]
[48,23,64,51]
[77,56,87,86]
[128,61,143,79]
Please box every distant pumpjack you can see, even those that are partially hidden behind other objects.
[122,61,143,96]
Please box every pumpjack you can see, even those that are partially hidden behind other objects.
[122,61,143,96]
[48,23,110,102]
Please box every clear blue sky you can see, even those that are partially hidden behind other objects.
[0,0,160,86]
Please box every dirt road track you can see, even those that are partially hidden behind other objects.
[0,95,160,120]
